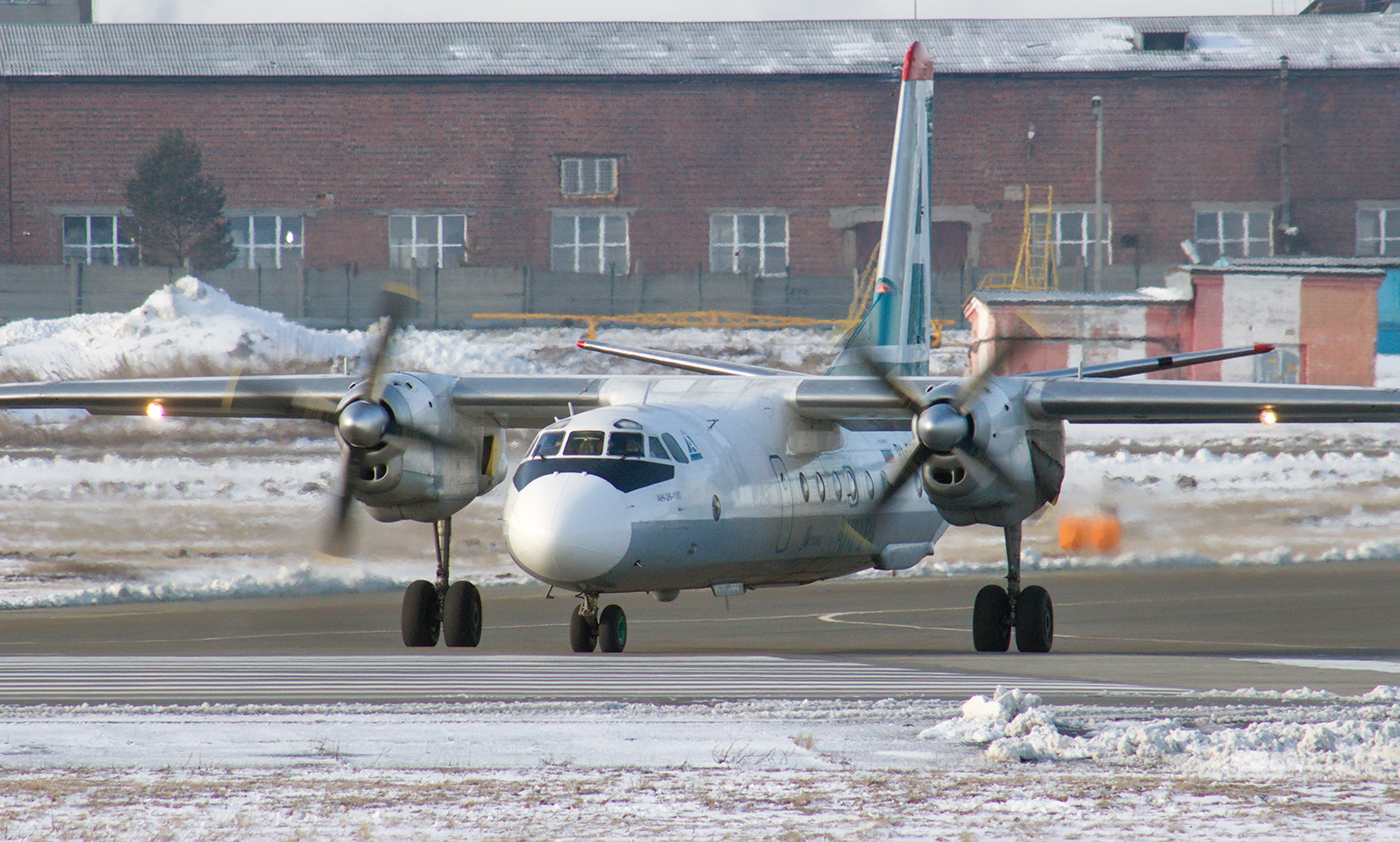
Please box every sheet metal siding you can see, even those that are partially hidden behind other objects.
[3,18,1400,79]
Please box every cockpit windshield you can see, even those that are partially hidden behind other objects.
[562,430,605,456]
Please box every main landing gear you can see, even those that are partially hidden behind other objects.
[402,518,483,648]
[972,522,1053,653]
[569,593,628,653]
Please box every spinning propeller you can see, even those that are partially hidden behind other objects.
[861,338,1027,509]
[312,283,463,557]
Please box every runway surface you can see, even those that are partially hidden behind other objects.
[3,560,1398,704]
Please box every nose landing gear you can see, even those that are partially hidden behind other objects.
[569,594,628,653]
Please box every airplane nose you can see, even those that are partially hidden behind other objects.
[506,472,631,585]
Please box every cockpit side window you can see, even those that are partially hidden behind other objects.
[607,431,645,458]
[532,431,565,458]
[660,433,689,464]
[648,436,671,461]
[563,430,605,456]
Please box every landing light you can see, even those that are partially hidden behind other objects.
[1259,407,1278,425]
[145,401,166,420]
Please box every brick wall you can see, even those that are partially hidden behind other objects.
[4,67,1400,284]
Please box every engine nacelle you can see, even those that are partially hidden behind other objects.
[337,373,508,523]
[920,378,1065,528]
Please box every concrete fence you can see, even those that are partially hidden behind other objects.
[0,262,1153,330]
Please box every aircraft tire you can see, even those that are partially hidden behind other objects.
[401,580,440,647]
[598,604,627,653]
[1014,585,1054,653]
[570,606,598,653]
[442,581,483,648]
[972,584,1011,652]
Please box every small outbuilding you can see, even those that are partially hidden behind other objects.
[967,258,1392,386]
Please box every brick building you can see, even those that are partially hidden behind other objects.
[2,17,1400,322]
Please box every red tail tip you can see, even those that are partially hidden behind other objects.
[577,338,588,348]
[1254,343,1276,353]
[902,42,934,82]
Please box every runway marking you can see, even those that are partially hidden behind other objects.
[1237,657,1400,674]
[0,655,1183,703]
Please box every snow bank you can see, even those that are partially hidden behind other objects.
[919,685,1400,775]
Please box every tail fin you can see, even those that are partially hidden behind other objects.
[826,42,935,378]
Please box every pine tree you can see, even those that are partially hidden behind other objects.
[124,129,236,272]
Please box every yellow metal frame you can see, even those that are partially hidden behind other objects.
[473,310,956,348]
[980,185,1058,292]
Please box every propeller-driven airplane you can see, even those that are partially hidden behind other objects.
[5,42,1400,654]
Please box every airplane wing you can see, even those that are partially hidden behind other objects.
[1025,377,1400,424]
[0,374,358,418]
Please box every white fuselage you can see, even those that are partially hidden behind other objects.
[503,377,947,595]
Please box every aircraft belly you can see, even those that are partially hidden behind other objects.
[577,507,942,593]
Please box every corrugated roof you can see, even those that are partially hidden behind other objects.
[3,17,1400,78]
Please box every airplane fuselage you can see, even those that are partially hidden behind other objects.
[503,378,948,596]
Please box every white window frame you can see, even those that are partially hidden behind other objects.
[388,213,467,269]
[1357,205,1400,257]
[560,157,619,198]
[1034,208,1112,267]
[551,211,630,274]
[1193,205,1274,263]
[709,211,789,277]
[62,214,138,265]
[228,214,304,270]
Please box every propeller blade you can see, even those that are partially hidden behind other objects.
[853,346,926,415]
[323,447,364,558]
[362,283,419,403]
[954,334,1021,411]
[874,439,932,508]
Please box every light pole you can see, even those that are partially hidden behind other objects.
[1091,95,1104,293]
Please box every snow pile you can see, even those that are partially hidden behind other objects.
[919,685,1400,774]
[0,277,362,381]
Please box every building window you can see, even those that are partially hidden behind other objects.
[229,215,303,269]
[1034,211,1111,266]
[62,215,138,265]
[1194,209,1272,263]
[551,212,629,274]
[388,214,466,269]
[560,157,618,197]
[710,212,788,277]
[1357,207,1400,256]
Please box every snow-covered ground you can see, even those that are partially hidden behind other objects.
[3,278,1400,840]
[2,688,1399,839]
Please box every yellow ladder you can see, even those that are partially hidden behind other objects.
[981,185,1058,292]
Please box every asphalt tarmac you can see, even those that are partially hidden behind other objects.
[3,560,1398,702]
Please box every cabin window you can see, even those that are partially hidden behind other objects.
[563,430,605,456]
[799,473,810,502]
[846,468,859,504]
[648,436,671,460]
[607,431,645,458]
[814,473,826,502]
[864,471,876,500]
[661,433,689,464]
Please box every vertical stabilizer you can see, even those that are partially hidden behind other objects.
[827,42,935,378]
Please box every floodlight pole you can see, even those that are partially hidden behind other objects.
[1091,95,1104,293]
